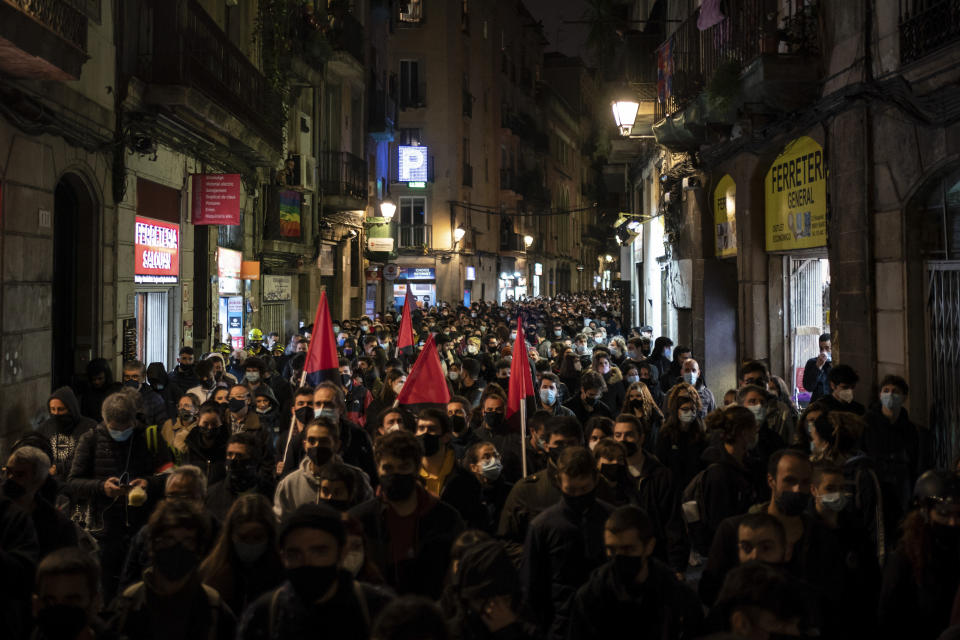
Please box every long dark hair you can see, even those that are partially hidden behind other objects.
[900,510,938,587]
[200,494,279,581]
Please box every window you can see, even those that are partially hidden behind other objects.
[400,60,425,108]
[397,128,423,146]
[398,197,428,247]
[398,0,423,23]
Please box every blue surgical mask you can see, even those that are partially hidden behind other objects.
[315,407,339,422]
[682,372,698,386]
[480,457,503,481]
[626,375,640,384]
[663,347,673,360]
[108,427,134,442]
[540,388,557,406]
[880,391,903,412]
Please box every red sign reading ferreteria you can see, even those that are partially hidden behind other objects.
[192,174,241,225]
[135,216,179,284]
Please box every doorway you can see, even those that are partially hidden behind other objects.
[52,175,99,389]
[785,256,830,407]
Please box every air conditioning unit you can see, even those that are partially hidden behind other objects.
[298,113,312,156]
[304,157,316,191]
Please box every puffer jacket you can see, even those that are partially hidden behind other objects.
[37,386,98,485]
[66,424,173,532]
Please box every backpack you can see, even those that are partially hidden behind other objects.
[680,463,718,555]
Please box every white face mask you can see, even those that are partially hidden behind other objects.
[448,371,460,381]
[343,550,365,575]
[393,381,405,394]
[678,409,696,424]
[835,388,854,403]
[748,404,767,423]
[820,492,847,512]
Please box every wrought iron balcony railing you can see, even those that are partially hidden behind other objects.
[398,224,432,248]
[899,0,960,64]
[319,151,367,200]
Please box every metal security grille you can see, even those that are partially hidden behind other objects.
[135,291,169,367]
[261,302,287,343]
[926,261,960,467]
[788,257,829,403]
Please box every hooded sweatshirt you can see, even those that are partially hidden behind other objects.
[37,387,98,484]
[273,455,373,521]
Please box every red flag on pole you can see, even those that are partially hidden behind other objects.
[303,291,340,385]
[397,286,415,350]
[507,321,536,476]
[396,335,451,407]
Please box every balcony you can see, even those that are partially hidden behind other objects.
[369,86,397,141]
[462,163,473,187]
[0,0,88,80]
[653,0,819,125]
[319,151,367,205]
[899,0,960,64]
[398,224,432,249]
[327,11,364,68]
[140,0,283,161]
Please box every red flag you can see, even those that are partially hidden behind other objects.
[303,291,340,385]
[397,287,415,350]
[507,322,535,426]
[396,335,451,407]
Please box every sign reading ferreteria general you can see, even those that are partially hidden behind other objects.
[192,174,241,225]
[764,136,827,252]
[713,174,736,258]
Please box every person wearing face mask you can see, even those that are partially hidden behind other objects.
[365,369,408,429]
[463,442,513,534]
[160,393,201,460]
[185,359,220,405]
[181,403,233,488]
[809,462,881,637]
[567,505,703,640]
[591,350,626,413]
[252,386,282,451]
[37,386,97,489]
[4,445,77,560]
[67,391,172,601]
[564,372,613,424]
[340,359,374,429]
[737,383,788,495]
[166,346,201,404]
[199,494,284,616]
[537,373,575,418]
[521,446,613,639]
[700,450,844,608]
[694,406,762,557]
[31,548,108,640]
[677,357,715,416]
[655,385,707,492]
[458,358,485,409]
[238,504,394,640]
[818,363,865,416]
[107,499,235,640]
[880,471,960,640]
[650,337,674,386]
[205,433,273,522]
[471,391,526,483]
[275,418,374,521]
[298,382,377,485]
[808,411,885,565]
[79,358,121,423]
[122,360,169,427]
[497,417,582,543]
[864,374,926,540]
[348,430,464,598]
[225,384,276,470]
[276,387,318,476]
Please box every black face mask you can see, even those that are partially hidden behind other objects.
[203,377,217,390]
[2,479,26,500]
[306,446,334,468]
[547,445,566,465]
[34,603,89,640]
[622,440,639,458]
[178,409,197,423]
[53,413,75,432]
[228,398,247,413]
[611,553,647,586]
[153,542,199,581]
[287,564,339,604]
[180,364,195,375]
[775,490,810,517]
[226,458,258,493]
[418,432,441,457]
[600,463,623,483]
[341,374,353,389]
[322,497,351,512]
[932,522,960,549]
[483,412,506,433]
[295,406,314,425]
[449,415,468,435]
[380,472,417,502]
[562,488,596,513]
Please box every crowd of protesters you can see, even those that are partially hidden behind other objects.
[4,290,960,640]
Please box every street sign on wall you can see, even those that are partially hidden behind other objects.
[398,146,429,182]
[134,216,179,284]
[714,174,737,258]
[764,136,827,252]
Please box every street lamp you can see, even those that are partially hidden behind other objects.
[523,234,534,248]
[380,199,396,221]
[611,98,640,137]
[453,225,466,243]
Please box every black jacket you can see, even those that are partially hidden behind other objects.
[497,464,562,543]
[0,497,38,640]
[282,417,376,484]
[655,425,707,492]
[183,425,230,487]
[567,558,703,640]
[37,386,99,488]
[348,487,464,598]
[623,454,687,572]
[521,497,613,639]
[879,540,960,640]
[862,407,921,536]
[802,357,831,401]
[563,395,613,424]
[440,464,494,532]
[136,384,169,426]
[699,509,845,607]
[237,573,394,640]
[66,424,172,533]
[30,495,79,558]
[166,365,201,402]
[471,426,525,484]
[700,447,760,552]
